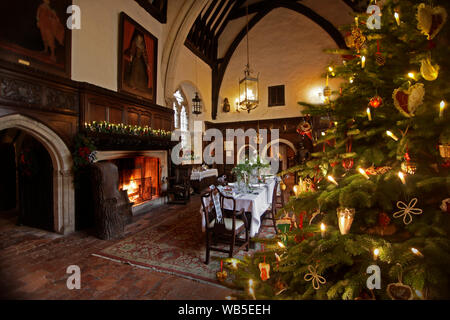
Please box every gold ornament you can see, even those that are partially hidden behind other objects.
[401,161,417,175]
[304,265,326,290]
[417,3,448,40]
[420,57,439,81]
[280,181,287,191]
[439,144,450,158]
[350,26,366,53]
[393,198,423,225]
[216,270,228,282]
[336,207,355,235]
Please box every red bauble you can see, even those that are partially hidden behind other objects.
[378,212,391,227]
[369,96,383,108]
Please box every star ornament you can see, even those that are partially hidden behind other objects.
[304,265,326,290]
[393,198,423,225]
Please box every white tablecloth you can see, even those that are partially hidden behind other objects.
[200,179,276,237]
[190,169,218,181]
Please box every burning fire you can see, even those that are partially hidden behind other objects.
[122,177,140,203]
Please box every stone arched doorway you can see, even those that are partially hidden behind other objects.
[0,114,75,234]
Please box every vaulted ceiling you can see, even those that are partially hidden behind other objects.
[184,0,368,119]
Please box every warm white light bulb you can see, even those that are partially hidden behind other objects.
[327,175,338,186]
[358,168,370,179]
[398,171,406,185]
[386,130,399,141]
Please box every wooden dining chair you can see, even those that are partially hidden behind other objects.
[200,187,250,264]
[261,179,281,234]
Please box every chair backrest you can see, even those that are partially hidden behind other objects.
[271,178,280,212]
[201,186,237,234]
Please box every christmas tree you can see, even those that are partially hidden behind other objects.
[223,0,450,300]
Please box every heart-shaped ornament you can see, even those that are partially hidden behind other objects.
[386,282,413,300]
[392,83,425,117]
[417,3,448,40]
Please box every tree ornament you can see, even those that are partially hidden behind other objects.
[336,207,355,235]
[304,265,326,290]
[342,139,354,170]
[387,264,413,300]
[369,95,383,108]
[393,198,423,225]
[367,212,397,236]
[440,198,450,213]
[259,262,270,281]
[392,83,425,117]
[276,214,292,234]
[296,121,313,140]
[216,270,228,282]
[401,161,417,175]
[280,181,287,191]
[274,279,288,296]
[355,290,376,300]
[375,40,385,66]
[349,25,366,53]
[420,56,439,81]
[416,3,447,40]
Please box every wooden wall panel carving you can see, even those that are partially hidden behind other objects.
[0,61,173,149]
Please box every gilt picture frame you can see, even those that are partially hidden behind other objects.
[118,12,158,104]
[0,0,72,78]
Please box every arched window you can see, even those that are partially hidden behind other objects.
[173,89,190,152]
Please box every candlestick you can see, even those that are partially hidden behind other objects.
[327,175,338,186]
[386,130,399,141]
[373,248,380,261]
[358,168,370,179]
[366,107,372,121]
[320,223,326,238]
[394,12,400,26]
[439,100,445,118]
[361,56,366,69]
[398,171,406,185]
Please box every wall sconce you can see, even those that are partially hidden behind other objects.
[223,98,230,113]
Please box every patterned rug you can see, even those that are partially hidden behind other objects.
[94,208,275,286]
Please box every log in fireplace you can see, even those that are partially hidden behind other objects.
[110,156,160,206]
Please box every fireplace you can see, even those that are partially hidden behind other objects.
[94,150,168,215]
[111,156,160,205]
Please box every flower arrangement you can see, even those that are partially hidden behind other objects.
[83,121,172,138]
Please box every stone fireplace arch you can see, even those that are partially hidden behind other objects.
[0,114,75,234]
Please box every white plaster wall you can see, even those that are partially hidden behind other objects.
[71,0,185,107]
[215,7,344,123]
[172,46,212,127]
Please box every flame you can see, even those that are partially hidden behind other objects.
[122,177,140,202]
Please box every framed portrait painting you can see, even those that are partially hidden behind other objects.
[0,0,72,78]
[118,13,158,103]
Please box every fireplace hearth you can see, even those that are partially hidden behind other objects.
[94,150,168,215]
[112,156,160,206]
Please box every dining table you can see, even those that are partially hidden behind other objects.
[200,178,277,237]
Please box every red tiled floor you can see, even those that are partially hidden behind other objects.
[0,196,233,300]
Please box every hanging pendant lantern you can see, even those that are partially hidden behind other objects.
[192,92,202,115]
[238,4,259,113]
